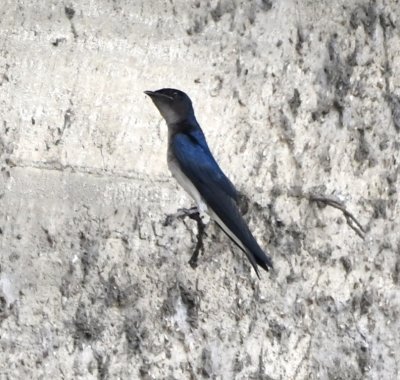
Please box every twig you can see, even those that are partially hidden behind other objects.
[187,212,206,269]
[308,194,366,239]
[163,207,206,268]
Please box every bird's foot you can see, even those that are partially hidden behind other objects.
[179,206,200,218]
[163,206,199,226]
[163,207,199,226]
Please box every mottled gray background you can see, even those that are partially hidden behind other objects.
[0,0,399,379]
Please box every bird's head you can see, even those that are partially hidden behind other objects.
[144,88,194,125]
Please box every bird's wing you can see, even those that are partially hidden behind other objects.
[171,131,272,275]
[171,130,238,202]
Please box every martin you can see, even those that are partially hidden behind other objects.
[145,88,273,277]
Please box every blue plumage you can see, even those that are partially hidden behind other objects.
[172,128,238,201]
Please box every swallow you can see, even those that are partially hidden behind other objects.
[145,88,273,277]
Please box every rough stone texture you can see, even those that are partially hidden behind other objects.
[0,0,399,379]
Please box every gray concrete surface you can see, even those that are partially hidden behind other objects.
[0,0,399,379]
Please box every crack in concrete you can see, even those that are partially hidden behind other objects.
[11,160,171,183]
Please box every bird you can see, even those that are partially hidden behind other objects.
[145,88,273,277]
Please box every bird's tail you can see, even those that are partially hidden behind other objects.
[209,204,273,278]
[252,244,273,277]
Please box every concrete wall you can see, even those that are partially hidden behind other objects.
[1,0,399,378]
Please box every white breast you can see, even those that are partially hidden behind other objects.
[168,154,208,217]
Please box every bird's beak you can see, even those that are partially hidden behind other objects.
[144,91,173,101]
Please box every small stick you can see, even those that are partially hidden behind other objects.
[308,194,366,239]
[163,207,206,268]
